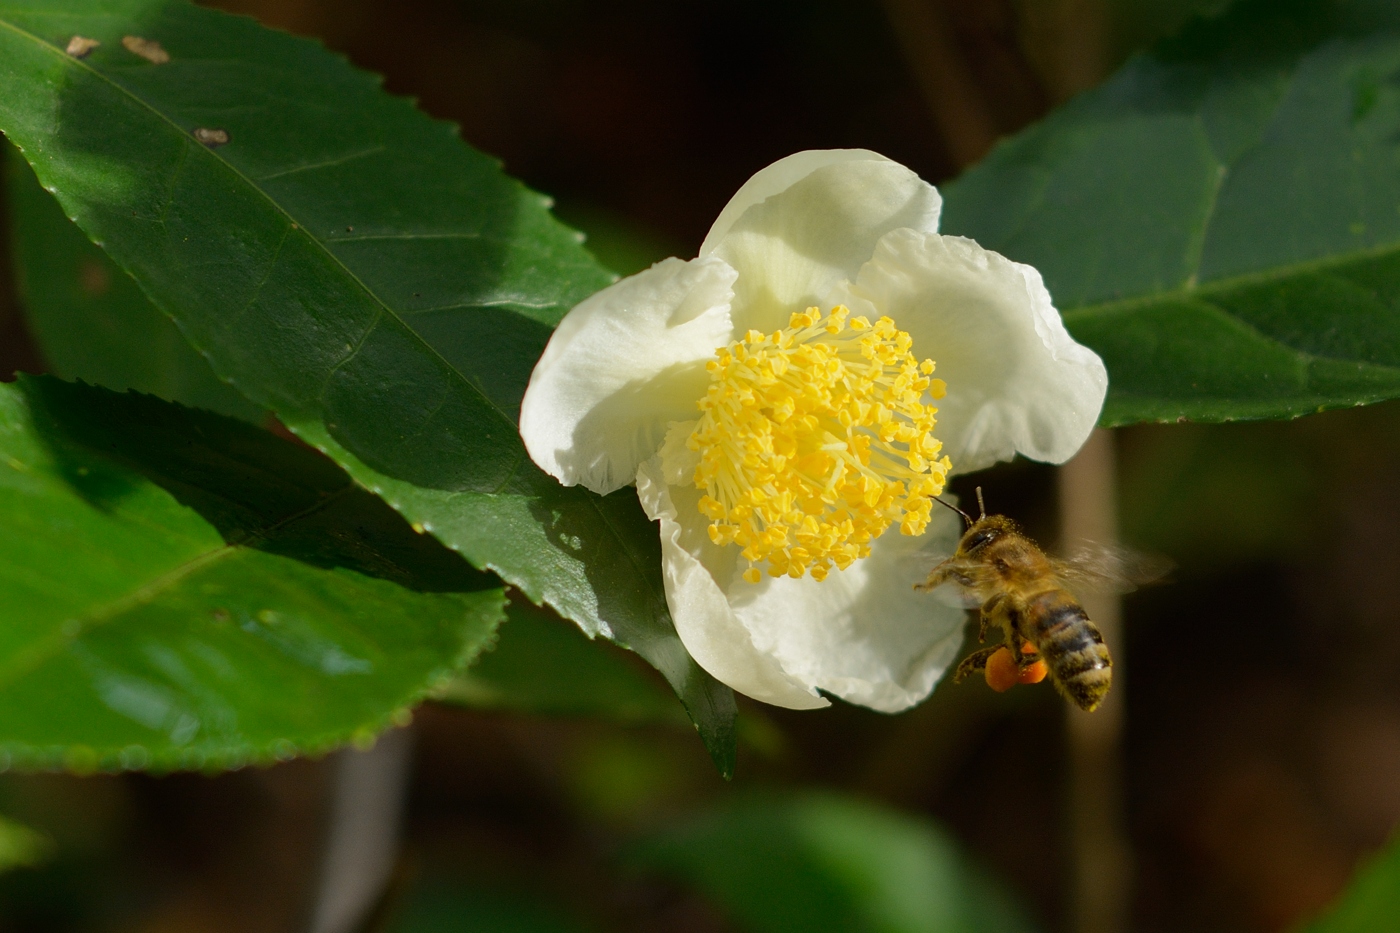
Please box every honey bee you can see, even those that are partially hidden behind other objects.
[918,489,1164,712]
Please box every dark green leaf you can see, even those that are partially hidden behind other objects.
[0,0,735,774]
[0,816,50,873]
[441,599,688,727]
[1294,833,1400,933]
[627,792,1040,933]
[0,376,504,771]
[941,0,1400,426]
[387,881,596,933]
[5,145,262,421]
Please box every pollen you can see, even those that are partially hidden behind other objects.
[688,306,951,582]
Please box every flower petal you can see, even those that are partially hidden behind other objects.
[636,455,829,710]
[841,229,1108,473]
[703,155,944,335]
[520,257,738,494]
[726,508,968,713]
[699,149,896,254]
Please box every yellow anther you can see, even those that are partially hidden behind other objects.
[688,307,950,582]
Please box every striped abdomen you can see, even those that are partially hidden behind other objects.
[1023,589,1112,711]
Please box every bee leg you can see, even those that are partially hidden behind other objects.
[915,560,951,591]
[916,560,975,592]
[954,646,1001,683]
[977,593,1006,643]
[1015,646,1043,672]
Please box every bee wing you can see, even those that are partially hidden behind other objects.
[929,582,986,610]
[1051,543,1173,594]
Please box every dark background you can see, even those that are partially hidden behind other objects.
[4,1,1399,932]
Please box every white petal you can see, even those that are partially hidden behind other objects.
[699,149,897,254]
[635,456,829,710]
[704,156,944,335]
[841,229,1108,473]
[519,257,738,494]
[727,508,968,713]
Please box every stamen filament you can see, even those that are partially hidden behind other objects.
[688,306,951,582]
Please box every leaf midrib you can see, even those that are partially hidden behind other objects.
[1063,233,1400,356]
[0,12,524,431]
[1,11,692,674]
[0,475,358,691]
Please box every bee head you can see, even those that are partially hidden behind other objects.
[933,486,991,533]
[957,514,1017,555]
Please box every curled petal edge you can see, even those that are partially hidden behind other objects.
[839,228,1108,474]
[520,256,738,494]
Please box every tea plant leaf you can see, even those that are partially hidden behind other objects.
[628,792,1040,933]
[0,816,50,873]
[0,0,735,773]
[441,599,689,726]
[1294,833,1400,933]
[5,145,262,422]
[0,376,504,771]
[942,0,1400,426]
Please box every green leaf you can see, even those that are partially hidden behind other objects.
[627,792,1040,933]
[941,0,1400,426]
[387,881,596,933]
[5,144,262,422]
[0,815,50,873]
[440,598,688,727]
[0,376,504,771]
[0,0,735,774]
[1294,833,1400,933]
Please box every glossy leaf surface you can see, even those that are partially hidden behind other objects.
[942,0,1400,425]
[0,0,735,773]
[0,376,504,771]
[5,145,261,421]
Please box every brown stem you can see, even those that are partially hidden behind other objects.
[1059,428,1131,933]
[306,727,414,933]
[877,0,1001,168]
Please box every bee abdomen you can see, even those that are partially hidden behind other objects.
[1028,594,1112,712]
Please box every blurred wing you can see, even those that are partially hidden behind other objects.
[1052,543,1173,595]
[919,559,994,609]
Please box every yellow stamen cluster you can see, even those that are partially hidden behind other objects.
[689,305,951,584]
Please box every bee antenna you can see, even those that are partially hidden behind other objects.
[975,486,986,521]
[933,495,974,528]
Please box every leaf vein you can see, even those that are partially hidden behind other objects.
[256,145,386,181]
[0,17,521,431]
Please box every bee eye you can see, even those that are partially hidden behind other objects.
[964,530,993,551]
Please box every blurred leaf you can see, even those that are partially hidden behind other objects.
[942,0,1400,426]
[0,376,504,771]
[1118,420,1317,569]
[441,599,687,726]
[550,203,684,278]
[628,792,1040,933]
[5,145,262,422]
[388,881,595,933]
[0,815,51,873]
[1295,833,1400,933]
[0,0,735,774]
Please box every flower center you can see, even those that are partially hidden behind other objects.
[688,305,951,584]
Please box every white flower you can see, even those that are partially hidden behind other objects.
[520,150,1107,712]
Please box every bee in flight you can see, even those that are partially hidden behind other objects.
[917,489,1164,712]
